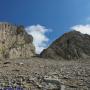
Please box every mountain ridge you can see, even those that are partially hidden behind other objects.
[40,30,90,59]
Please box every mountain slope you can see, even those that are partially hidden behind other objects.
[40,31,90,59]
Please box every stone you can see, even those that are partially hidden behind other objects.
[40,31,90,60]
[0,22,35,59]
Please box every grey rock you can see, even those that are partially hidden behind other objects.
[40,31,90,59]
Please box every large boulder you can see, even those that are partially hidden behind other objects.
[0,22,35,59]
[40,31,90,59]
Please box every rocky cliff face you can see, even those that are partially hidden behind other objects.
[40,31,90,59]
[0,22,35,59]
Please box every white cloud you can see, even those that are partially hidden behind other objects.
[25,24,51,54]
[86,17,90,22]
[87,17,90,20]
[71,24,90,35]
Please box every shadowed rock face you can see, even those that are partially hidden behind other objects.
[40,31,90,59]
[0,22,35,59]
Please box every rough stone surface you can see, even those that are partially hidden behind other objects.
[0,22,35,59]
[0,58,89,90]
[40,31,90,59]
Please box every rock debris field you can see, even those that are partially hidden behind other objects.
[0,57,89,90]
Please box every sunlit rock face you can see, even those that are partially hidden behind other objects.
[0,22,35,59]
[40,30,90,60]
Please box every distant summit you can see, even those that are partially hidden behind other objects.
[40,31,90,59]
[0,22,35,59]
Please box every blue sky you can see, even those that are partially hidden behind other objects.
[0,0,90,53]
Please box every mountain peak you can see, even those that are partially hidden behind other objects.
[40,30,90,60]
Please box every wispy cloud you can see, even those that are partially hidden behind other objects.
[85,17,90,22]
[71,24,90,34]
[25,24,51,54]
[86,17,90,21]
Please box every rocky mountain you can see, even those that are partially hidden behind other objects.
[40,30,90,59]
[0,23,89,90]
[0,22,35,59]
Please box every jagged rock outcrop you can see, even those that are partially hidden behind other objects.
[40,31,90,59]
[0,22,35,59]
